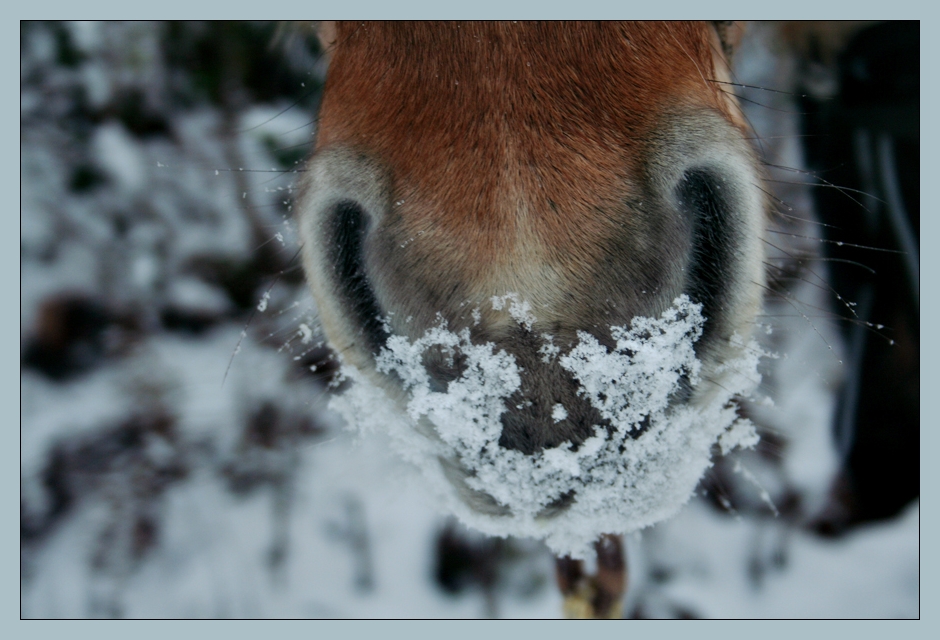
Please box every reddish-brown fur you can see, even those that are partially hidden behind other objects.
[316,22,739,283]
[302,21,765,456]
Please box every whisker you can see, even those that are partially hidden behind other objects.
[717,87,806,114]
[762,256,860,315]
[754,183,842,230]
[239,92,320,134]
[744,134,825,141]
[765,229,904,254]
[223,246,305,387]
[763,261,836,296]
[758,283,895,344]
[699,372,769,400]
[707,77,807,98]
[763,255,876,275]
[700,467,741,516]
[760,276,854,319]
[236,22,359,134]
[257,170,304,188]
[762,162,888,209]
[764,179,883,210]
[698,50,773,162]
[270,138,318,154]
[760,237,861,319]
[263,314,319,347]
[751,281,839,361]
[215,168,302,174]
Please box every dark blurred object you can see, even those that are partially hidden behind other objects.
[435,521,501,599]
[22,294,117,380]
[162,21,323,111]
[433,520,547,618]
[800,21,919,529]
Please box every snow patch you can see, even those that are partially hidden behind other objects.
[93,121,146,194]
[166,277,233,315]
[330,295,763,558]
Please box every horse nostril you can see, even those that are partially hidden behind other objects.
[675,166,745,353]
[326,199,388,355]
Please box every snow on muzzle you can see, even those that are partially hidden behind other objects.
[329,295,763,558]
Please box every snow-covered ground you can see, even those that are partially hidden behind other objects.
[20,22,918,619]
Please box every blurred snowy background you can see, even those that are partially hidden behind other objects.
[20,21,918,618]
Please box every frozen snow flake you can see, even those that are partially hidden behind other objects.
[538,334,560,363]
[733,460,779,517]
[332,295,765,558]
[257,290,271,312]
[298,323,314,345]
[490,293,536,330]
[719,418,760,455]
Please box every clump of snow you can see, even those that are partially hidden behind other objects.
[490,293,536,330]
[557,303,702,433]
[257,290,271,312]
[538,334,560,363]
[330,295,763,558]
[297,323,314,345]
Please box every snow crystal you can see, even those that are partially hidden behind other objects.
[490,293,536,330]
[298,323,314,345]
[330,295,764,558]
[257,290,271,312]
[733,460,780,517]
[538,334,560,363]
